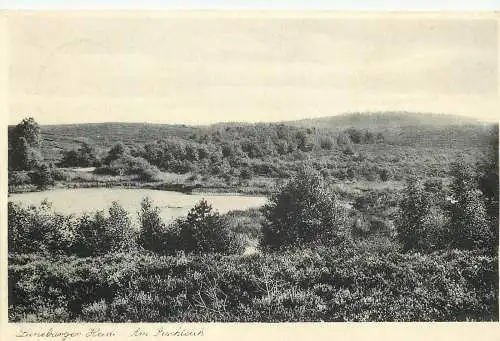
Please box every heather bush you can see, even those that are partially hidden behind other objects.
[240,167,253,180]
[8,248,498,322]
[104,142,129,164]
[379,167,392,181]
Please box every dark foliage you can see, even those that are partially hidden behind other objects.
[8,248,498,322]
[261,167,349,249]
[31,164,55,190]
[95,154,160,181]
[174,199,244,255]
[59,142,98,168]
[8,117,43,171]
[137,197,169,254]
[448,160,492,250]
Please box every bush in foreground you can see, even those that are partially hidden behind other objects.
[137,197,173,254]
[261,167,349,249]
[8,197,243,257]
[396,178,448,251]
[72,202,137,257]
[174,199,244,255]
[8,248,498,322]
[8,201,74,255]
[448,160,492,250]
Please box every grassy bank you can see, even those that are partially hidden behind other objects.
[8,169,276,196]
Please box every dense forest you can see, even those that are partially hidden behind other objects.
[7,112,499,322]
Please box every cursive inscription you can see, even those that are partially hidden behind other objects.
[15,326,204,340]
[130,327,205,337]
[16,328,83,341]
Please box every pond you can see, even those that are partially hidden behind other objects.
[8,188,268,223]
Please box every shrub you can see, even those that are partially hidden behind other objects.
[261,167,349,249]
[187,174,199,182]
[81,300,109,322]
[336,133,351,146]
[251,162,281,177]
[320,168,330,178]
[106,202,137,251]
[30,163,54,190]
[8,201,74,255]
[8,200,136,257]
[423,178,444,193]
[351,213,371,237]
[138,197,168,254]
[137,164,160,181]
[104,142,129,164]
[448,161,492,250]
[174,199,244,254]
[59,142,98,168]
[8,171,32,186]
[342,145,355,156]
[477,131,499,252]
[72,202,136,256]
[396,178,448,252]
[346,128,363,144]
[72,211,109,257]
[95,155,159,180]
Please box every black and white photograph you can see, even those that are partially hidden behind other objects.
[4,9,499,326]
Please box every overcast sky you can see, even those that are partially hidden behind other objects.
[7,12,499,125]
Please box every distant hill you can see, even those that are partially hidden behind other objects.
[285,112,484,130]
[32,112,495,163]
[39,122,202,162]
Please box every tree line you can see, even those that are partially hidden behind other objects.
[9,117,391,185]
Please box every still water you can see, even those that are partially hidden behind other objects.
[9,188,268,223]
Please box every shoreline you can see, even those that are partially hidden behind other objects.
[8,180,272,197]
